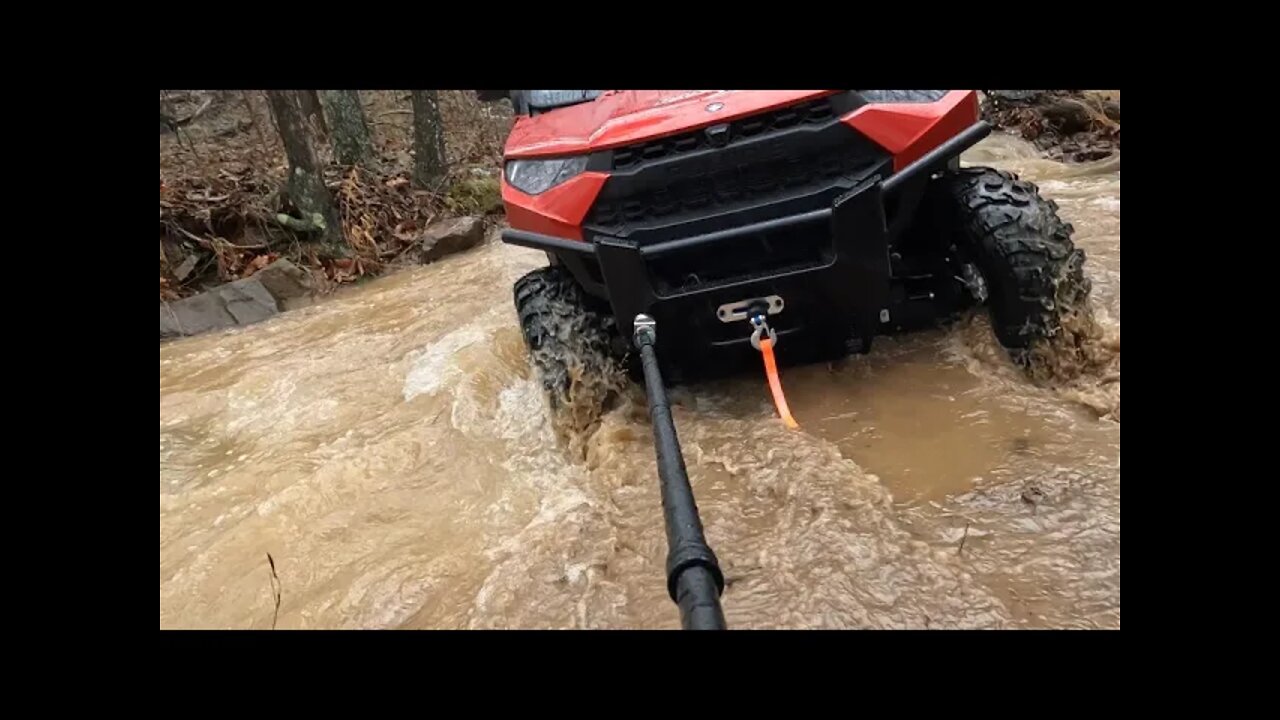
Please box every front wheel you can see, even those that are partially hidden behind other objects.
[936,167,1092,361]
[513,265,624,430]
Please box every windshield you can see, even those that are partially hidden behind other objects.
[527,90,604,110]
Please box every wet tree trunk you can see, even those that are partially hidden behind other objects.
[411,90,447,188]
[322,90,373,167]
[266,90,342,248]
[299,90,328,136]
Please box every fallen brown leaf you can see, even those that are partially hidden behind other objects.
[393,220,419,241]
[241,253,277,278]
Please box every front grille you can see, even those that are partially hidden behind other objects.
[589,144,879,230]
[611,96,838,171]
[582,92,889,246]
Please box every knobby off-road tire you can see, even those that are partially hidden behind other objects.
[938,167,1091,362]
[513,265,623,417]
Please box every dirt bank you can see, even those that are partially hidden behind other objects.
[980,90,1120,163]
[160,91,511,310]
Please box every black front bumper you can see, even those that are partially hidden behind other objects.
[504,177,891,368]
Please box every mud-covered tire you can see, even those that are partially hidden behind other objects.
[513,265,621,409]
[939,167,1091,355]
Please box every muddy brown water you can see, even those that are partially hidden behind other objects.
[159,134,1119,629]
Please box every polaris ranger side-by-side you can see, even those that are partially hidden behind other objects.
[483,89,1087,407]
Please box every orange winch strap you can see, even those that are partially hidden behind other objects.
[758,337,799,429]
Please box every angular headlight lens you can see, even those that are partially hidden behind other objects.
[504,156,589,195]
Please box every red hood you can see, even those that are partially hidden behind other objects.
[503,90,839,158]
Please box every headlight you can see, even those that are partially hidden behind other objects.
[504,156,588,195]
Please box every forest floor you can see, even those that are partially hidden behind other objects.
[159,90,512,303]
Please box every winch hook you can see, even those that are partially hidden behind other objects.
[746,311,798,430]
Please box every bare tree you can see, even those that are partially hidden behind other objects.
[240,91,269,152]
[159,90,213,154]
[266,90,341,246]
[322,90,373,167]
[298,90,328,136]
[411,90,447,188]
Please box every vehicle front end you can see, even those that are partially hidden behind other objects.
[499,89,988,375]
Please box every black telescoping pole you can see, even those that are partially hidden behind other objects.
[632,314,727,630]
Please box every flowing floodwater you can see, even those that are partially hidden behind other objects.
[159,134,1119,629]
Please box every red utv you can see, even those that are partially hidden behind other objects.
[479,90,1089,406]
